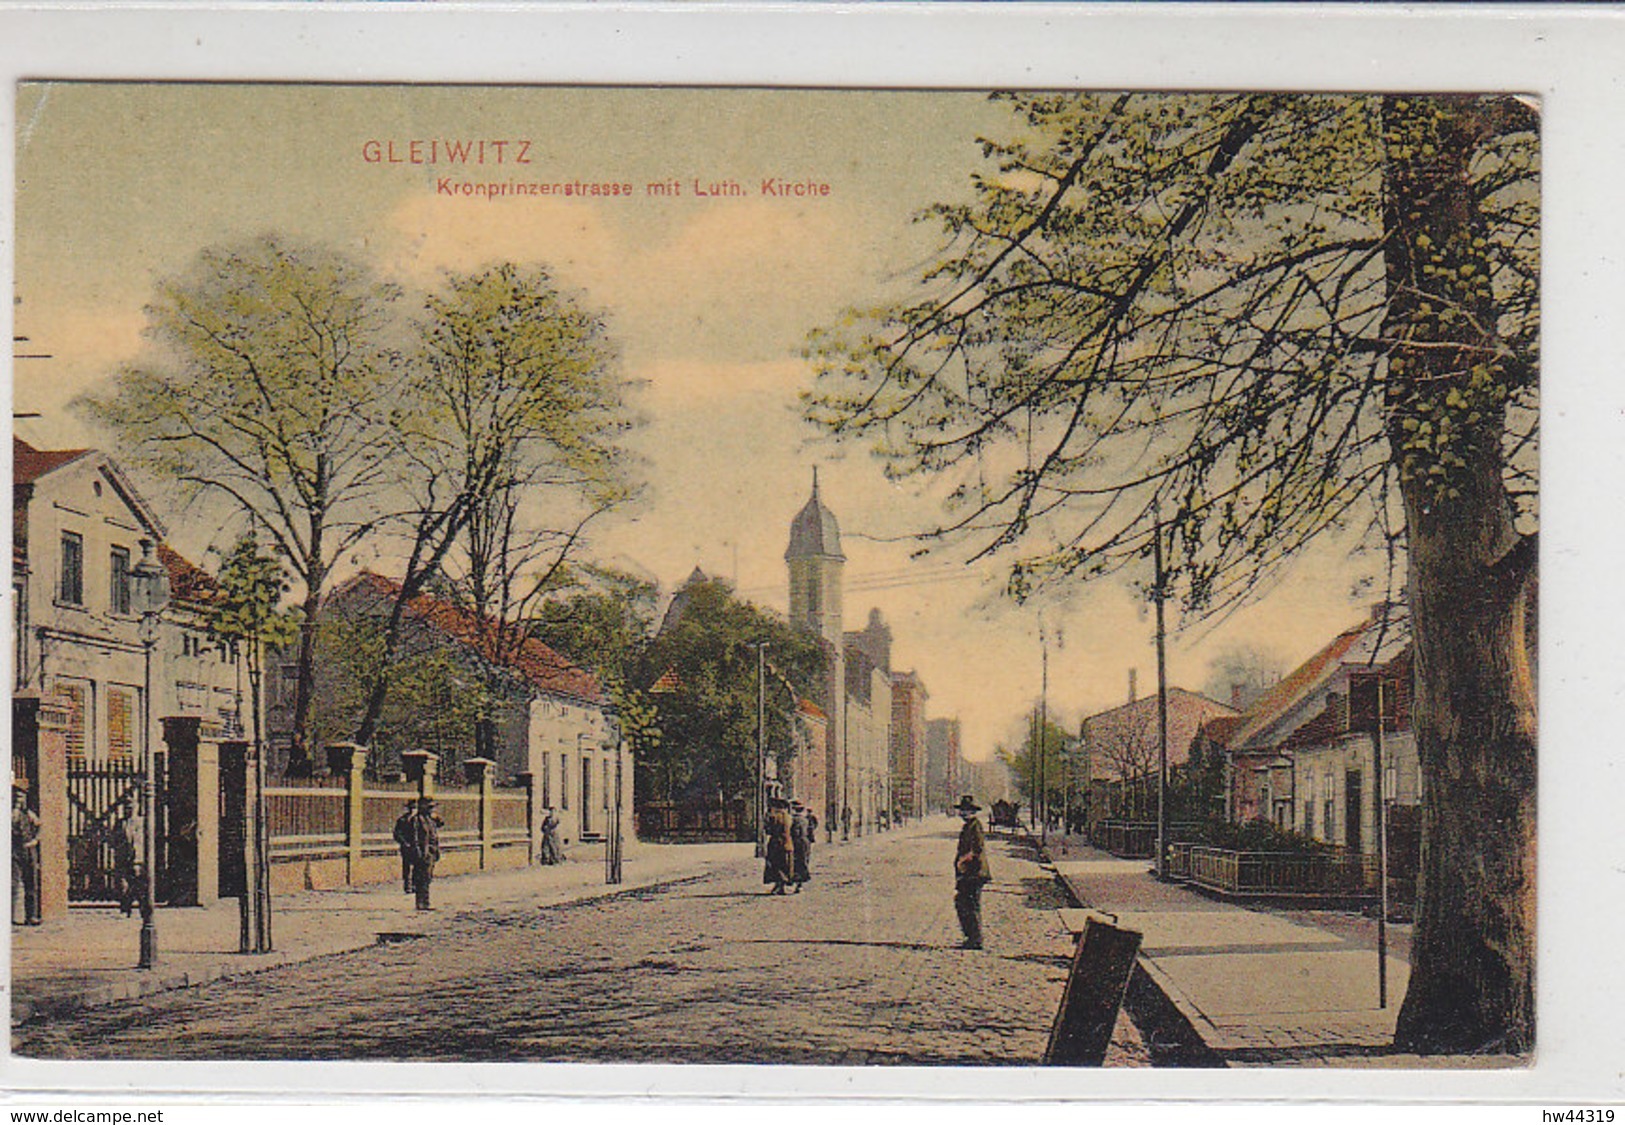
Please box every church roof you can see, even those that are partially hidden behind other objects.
[785,469,844,561]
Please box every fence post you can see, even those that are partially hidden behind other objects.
[516,771,538,863]
[464,758,495,870]
[326,743,368,886]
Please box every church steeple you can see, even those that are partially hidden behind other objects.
[786,467,845,645]
[786,467,845,562]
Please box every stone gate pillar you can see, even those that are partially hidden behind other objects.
[13,692,70,921]
[161,716,219,907]
[516,771,539,863]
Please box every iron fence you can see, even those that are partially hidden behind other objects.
[1185,845,1377,899]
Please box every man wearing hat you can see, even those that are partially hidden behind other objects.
[952,795,990,949]
[406,797,443,911]
[11,781,41,926]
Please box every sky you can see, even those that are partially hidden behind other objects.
[12,83,1390,761]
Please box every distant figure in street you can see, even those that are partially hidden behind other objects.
[392,802,416,893]
[762,797,794,895]
[12,782,41,926]
[110,797,146,918]
[538,808,563,865]
[406,797,443,911]
[841,804,851,841]
[789,802,813,893]
[952,795,990,950]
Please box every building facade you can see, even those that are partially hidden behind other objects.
[1221,606,1420,855]
[889,670,929,820]
[1080,686,1237,833]
[924,717,962,814]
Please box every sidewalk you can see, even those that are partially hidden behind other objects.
[10,838,757,1026]
[1048,843,1514,1067]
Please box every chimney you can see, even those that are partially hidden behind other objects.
[1231,683,1245,710]
[1128,668,1138,704]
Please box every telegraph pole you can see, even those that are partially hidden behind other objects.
[754,641,768,859]
[1152,505,1170,882]
[1376,679,1390,1008]
[1039,623,1049,847]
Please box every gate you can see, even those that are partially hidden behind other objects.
[66,759,146,903]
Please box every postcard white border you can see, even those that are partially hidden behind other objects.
[1,0,1621,1108]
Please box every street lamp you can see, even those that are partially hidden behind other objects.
[130,539,170,969]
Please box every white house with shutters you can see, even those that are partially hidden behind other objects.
[13,438,243,764]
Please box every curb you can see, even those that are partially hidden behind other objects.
[1047,865,1226,1068]
[11,858,747,1030]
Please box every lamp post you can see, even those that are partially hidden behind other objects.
[131,539,170,969]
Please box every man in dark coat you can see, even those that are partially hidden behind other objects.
[392,801,416,893]
[952,795,990,949]
[109,796,145,918]
[12,782,41,926]
[407,798,443,911]
[789,802,814,893]
[763,797,794,895]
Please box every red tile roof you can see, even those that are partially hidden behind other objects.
[158,543,219,607]
[1225,623,1369,751]
[14,437,91,484]
[343,572,605,706]
[1198,714,1245,749]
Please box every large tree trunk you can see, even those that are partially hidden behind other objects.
[287,584,322,777]
[1382,96,1537,1055]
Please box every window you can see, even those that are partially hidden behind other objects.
[541,753,552,806]
[603,759,612,810]
[177,681,208,715]
[110,546,132,615]
[55,678,91,762]
[560,754,569,809]
[107,685,138,763]
[59,532,84,605]
[1302,801,1314,837]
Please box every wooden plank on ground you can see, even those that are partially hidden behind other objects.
[1043,914,1143,1066]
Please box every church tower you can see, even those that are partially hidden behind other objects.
[786,467,846,833]
[785,467,845,646]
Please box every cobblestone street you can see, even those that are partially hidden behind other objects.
[15,822,1089,1065]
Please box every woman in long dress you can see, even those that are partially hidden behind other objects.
[762,798,794,894]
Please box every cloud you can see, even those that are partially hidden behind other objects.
[380,189,873,365]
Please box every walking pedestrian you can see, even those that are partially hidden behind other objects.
[538,808,562,865]
[407,797,442,911]
[762,797,793,895]
[789,801,813,893]
[392,801,416,893]
[12,782,41,926]
[952,795,990,950]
